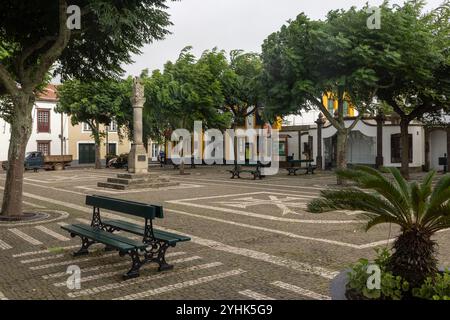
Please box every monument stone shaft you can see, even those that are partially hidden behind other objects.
[128,77,148,174]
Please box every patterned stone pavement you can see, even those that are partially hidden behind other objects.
[0,166,449,300]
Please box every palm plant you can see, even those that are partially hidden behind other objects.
[308,166,450,289]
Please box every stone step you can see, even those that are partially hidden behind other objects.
[97,182,127,190]
[98,181,179,190]
[117,173,152,180]
[107,178,147,185]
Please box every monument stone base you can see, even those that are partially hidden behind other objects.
[128,143,148,175]
[98,173,179,191]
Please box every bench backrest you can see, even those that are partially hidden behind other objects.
[86,195,163,219]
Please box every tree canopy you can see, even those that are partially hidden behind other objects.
[56,79,132,168]
[0,0,173,217]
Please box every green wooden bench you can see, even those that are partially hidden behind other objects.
[286,160,317,175]
[61,195,190,280]
[228,163,265,180]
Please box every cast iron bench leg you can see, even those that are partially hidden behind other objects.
[144,241,174,272]
[73,236,96,257]
[123,250,142,280]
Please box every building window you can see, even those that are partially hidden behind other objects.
[82,122,92,132]
[107,143,117,156]
[37,141,51,156]
[278,141,287,157]
[109,120,117,132]
[391,134,413,163]
[343,101,349,116]
[328,99,334,115]
[37,109,50,133]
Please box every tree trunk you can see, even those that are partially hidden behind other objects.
[400,118,410,180]
[1,94,34,217]
[388,228,437,291]
[336,129,348,185]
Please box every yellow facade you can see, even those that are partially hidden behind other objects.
[322,92,355,117]
[68,121,132,164]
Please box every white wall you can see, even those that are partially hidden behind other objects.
[430,130,447,171]
[0,101,69,161]
[284,110,320,126]
[0,118,10,161]
[284,120,426,169]
[382,125,424,168]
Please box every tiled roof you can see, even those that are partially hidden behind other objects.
[36,84,58,102]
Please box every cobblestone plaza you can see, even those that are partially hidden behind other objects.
[1,166,449,300]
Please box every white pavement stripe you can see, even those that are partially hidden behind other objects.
[13,245,79,258]
[167,200,357,224]
[238,290,275,300]
[0,239,12,250]
[35,226,71,242]
[114,269,246,300]
[8,228,43,245]
[97,211,339,280]
[21,254,65,264]
[30,253,116,270]
[57,222,69,226]
[271,281,331,300]
[173,176,325,191]
[166,208,365,249]
[43,251,187,279]
[68,262,223,298]
[0,291,8,300]
[9,186,396,250]
[53,256,202,287]
[3,191,339,279]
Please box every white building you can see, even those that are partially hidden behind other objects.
[0,85,70,161]
[281,110,450,172]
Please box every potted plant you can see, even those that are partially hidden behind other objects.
[307,166,450,300]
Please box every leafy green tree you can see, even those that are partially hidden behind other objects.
[141,47,232,173]
[0,0,171,217]
[197,49,264,168]
[219,50,263,127]
[374,0,450,179]
[261,8,381,183]
[56,79,131,169]
[308,166,450,289]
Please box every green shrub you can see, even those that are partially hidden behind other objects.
[347,249,409,300]
[413,270,450,300]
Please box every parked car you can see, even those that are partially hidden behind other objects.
[1,152,72,171]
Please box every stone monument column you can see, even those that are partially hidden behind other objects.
[128,77,148,175]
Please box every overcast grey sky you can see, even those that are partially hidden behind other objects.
[124,0,445,76]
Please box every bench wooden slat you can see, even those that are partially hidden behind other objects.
[103,220,190,245]
[86,195,163,219]
[61,224,147,251]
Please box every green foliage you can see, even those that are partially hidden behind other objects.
[140,47,233,144]
[347,249,409,300]
[139,47,264,144]
[260,5,381,121]
[56,79,131,142]
[376,0,450,118]
[0,0,172,83]
[308,166,450,234]
[219,50,264,126]
[308,166,450,288]
[413,270,450,300]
